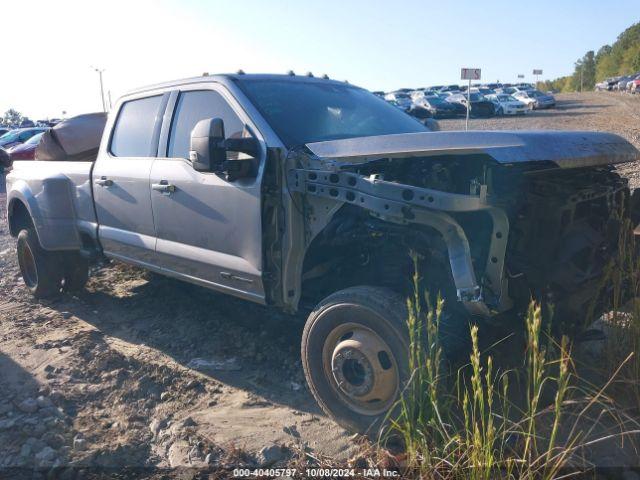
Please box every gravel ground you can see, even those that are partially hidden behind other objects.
[0,92,639,477]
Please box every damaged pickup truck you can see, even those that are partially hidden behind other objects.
[6,73,639,433]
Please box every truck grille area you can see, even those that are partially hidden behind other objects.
[505,168,629,328]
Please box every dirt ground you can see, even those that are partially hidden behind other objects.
[0,92,639,477]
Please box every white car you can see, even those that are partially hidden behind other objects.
[486,94,529,115]
[384,92,413,111]
[512,91,537,109]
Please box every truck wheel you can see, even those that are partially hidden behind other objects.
[16,229,63,299]
[301,286,409,434]
[62,253,89,292]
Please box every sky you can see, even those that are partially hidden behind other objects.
[1,0,637,119]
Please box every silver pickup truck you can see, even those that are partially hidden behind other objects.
[5,73,639,433]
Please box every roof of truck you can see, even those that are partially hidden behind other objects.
[126,73,352,96]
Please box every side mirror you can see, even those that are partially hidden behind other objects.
[189,118,226,172]
[189,117,259,180]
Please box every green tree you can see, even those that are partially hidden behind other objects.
[2,109,24,127]
[546,21,640,89]
[581,51,597,90]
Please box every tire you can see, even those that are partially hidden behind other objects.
[301,286,409,434]
[62,252,89,292]
[16,229,64,299]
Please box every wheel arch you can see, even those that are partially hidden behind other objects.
[8,197,34,238]
[7,178,83,251]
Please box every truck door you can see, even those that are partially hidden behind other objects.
[93,93,167,265]
[149,87,265,303]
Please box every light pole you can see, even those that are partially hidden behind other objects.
[91,66,106,112]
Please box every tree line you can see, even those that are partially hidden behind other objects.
[0,109,28,128]
[539,21,640,93]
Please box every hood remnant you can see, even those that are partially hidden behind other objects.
[305,130,638,169]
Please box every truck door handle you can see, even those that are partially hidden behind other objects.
[95,177,113,187]
[152,181,176,194]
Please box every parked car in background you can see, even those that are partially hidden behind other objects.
[417,95,459,118]
[0,128,47,149]
[607,77,622,90]
[615,76,630,91]
[447,93,495,117]
[526,89,556,109]
[625,74,640,92]
[406,104,433,120]
[7,132,45,162]
[384,91,413,111]
[476,87,496,96]
[595,80,608,91]
[486,94,528,115]
[512,90,538,109]
[410,89,428,102]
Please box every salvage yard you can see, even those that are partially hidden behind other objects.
[0,91,639,476]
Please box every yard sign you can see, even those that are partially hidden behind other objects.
[461,68,481,130]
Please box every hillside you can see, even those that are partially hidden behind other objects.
[542,20,640,92]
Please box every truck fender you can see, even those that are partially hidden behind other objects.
[7,178,82,251]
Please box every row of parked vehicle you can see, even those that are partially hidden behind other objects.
[0,127,49,170]
[595,73,640,93]
[374,82,556,119]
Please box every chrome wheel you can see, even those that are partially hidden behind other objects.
[322,322,399,416]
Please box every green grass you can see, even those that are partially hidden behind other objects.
[383,222,640,478]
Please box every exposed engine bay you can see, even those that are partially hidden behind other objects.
[287,134,632,328]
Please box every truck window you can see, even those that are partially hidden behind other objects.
[110,95,163,157]
[167,90,244,160]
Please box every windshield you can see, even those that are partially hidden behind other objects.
[0,131,19,143]
[426,97,446,106]
[469,93,483,102]
[236,79,426,147]
[25,132,44,145]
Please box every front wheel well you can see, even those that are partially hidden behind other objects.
[299,207,458,308]
[8,200,33,237]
